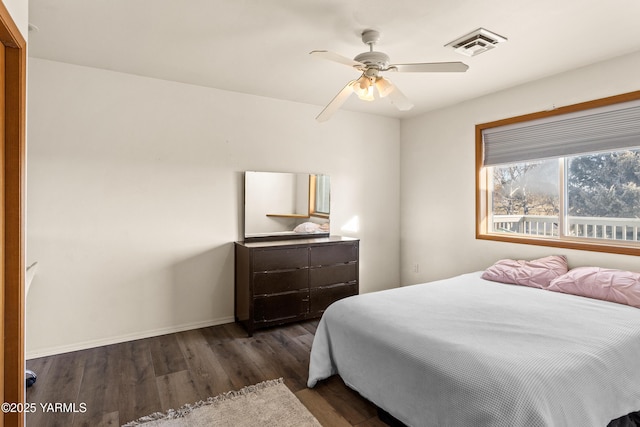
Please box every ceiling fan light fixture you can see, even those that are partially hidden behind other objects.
[375,77,394,98]
[356,85,374,101]
[354,75,369,90]
[353,75,375,101]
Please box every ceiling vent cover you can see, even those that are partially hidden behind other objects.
[445,28,507,57]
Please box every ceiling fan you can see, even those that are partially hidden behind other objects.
[311,29,469,122]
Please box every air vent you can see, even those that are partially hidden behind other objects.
[445,28,507,57]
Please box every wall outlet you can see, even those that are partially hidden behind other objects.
[412,264,419,273]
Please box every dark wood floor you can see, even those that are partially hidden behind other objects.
[26,320,389,427]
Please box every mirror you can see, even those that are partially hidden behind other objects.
[243,171,330,240]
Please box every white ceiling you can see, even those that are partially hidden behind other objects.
[27,0,640,120]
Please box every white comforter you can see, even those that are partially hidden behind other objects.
[308,272,640,427]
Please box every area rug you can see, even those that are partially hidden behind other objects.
[122,378,321,427]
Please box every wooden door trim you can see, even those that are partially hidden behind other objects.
[0,3,25,427]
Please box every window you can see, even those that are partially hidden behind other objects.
[314,174,330,215]
[476,91,640,256]
[309,174,330,217]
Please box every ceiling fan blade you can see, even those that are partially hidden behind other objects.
[386,82,414,111]
[310,50,364,68]
[389,62,469,73]
[316,81,355,122]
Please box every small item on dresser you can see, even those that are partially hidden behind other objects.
[293,222,328,233]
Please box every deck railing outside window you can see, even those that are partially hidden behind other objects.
[492,215,640,242]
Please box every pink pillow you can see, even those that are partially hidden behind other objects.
[481,255,568,288]
[546,267,640,308]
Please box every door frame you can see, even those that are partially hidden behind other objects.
[0,3,26,427]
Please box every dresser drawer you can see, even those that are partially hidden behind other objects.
[309,282,358,314]
[253,247,308,271]
[309,243,358,266]
[309,263,357,288]
[254,269,309,295]
[253,291,309,322]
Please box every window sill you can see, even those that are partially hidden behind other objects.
[477,232,640,257]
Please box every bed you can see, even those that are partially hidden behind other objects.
[307,270,640,427]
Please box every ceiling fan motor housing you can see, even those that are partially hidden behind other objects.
[354,29,390,70]
[353,51,390,70]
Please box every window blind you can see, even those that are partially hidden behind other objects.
[482,99,640,166]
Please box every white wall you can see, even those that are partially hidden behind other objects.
[1,0,28,38]
[26,58,401,357]
[400,50,640,285]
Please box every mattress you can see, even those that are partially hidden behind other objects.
[308,272,640,427]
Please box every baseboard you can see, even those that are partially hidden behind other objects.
[26,316,236,359]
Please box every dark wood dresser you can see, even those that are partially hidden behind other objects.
[234,236,359,335]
